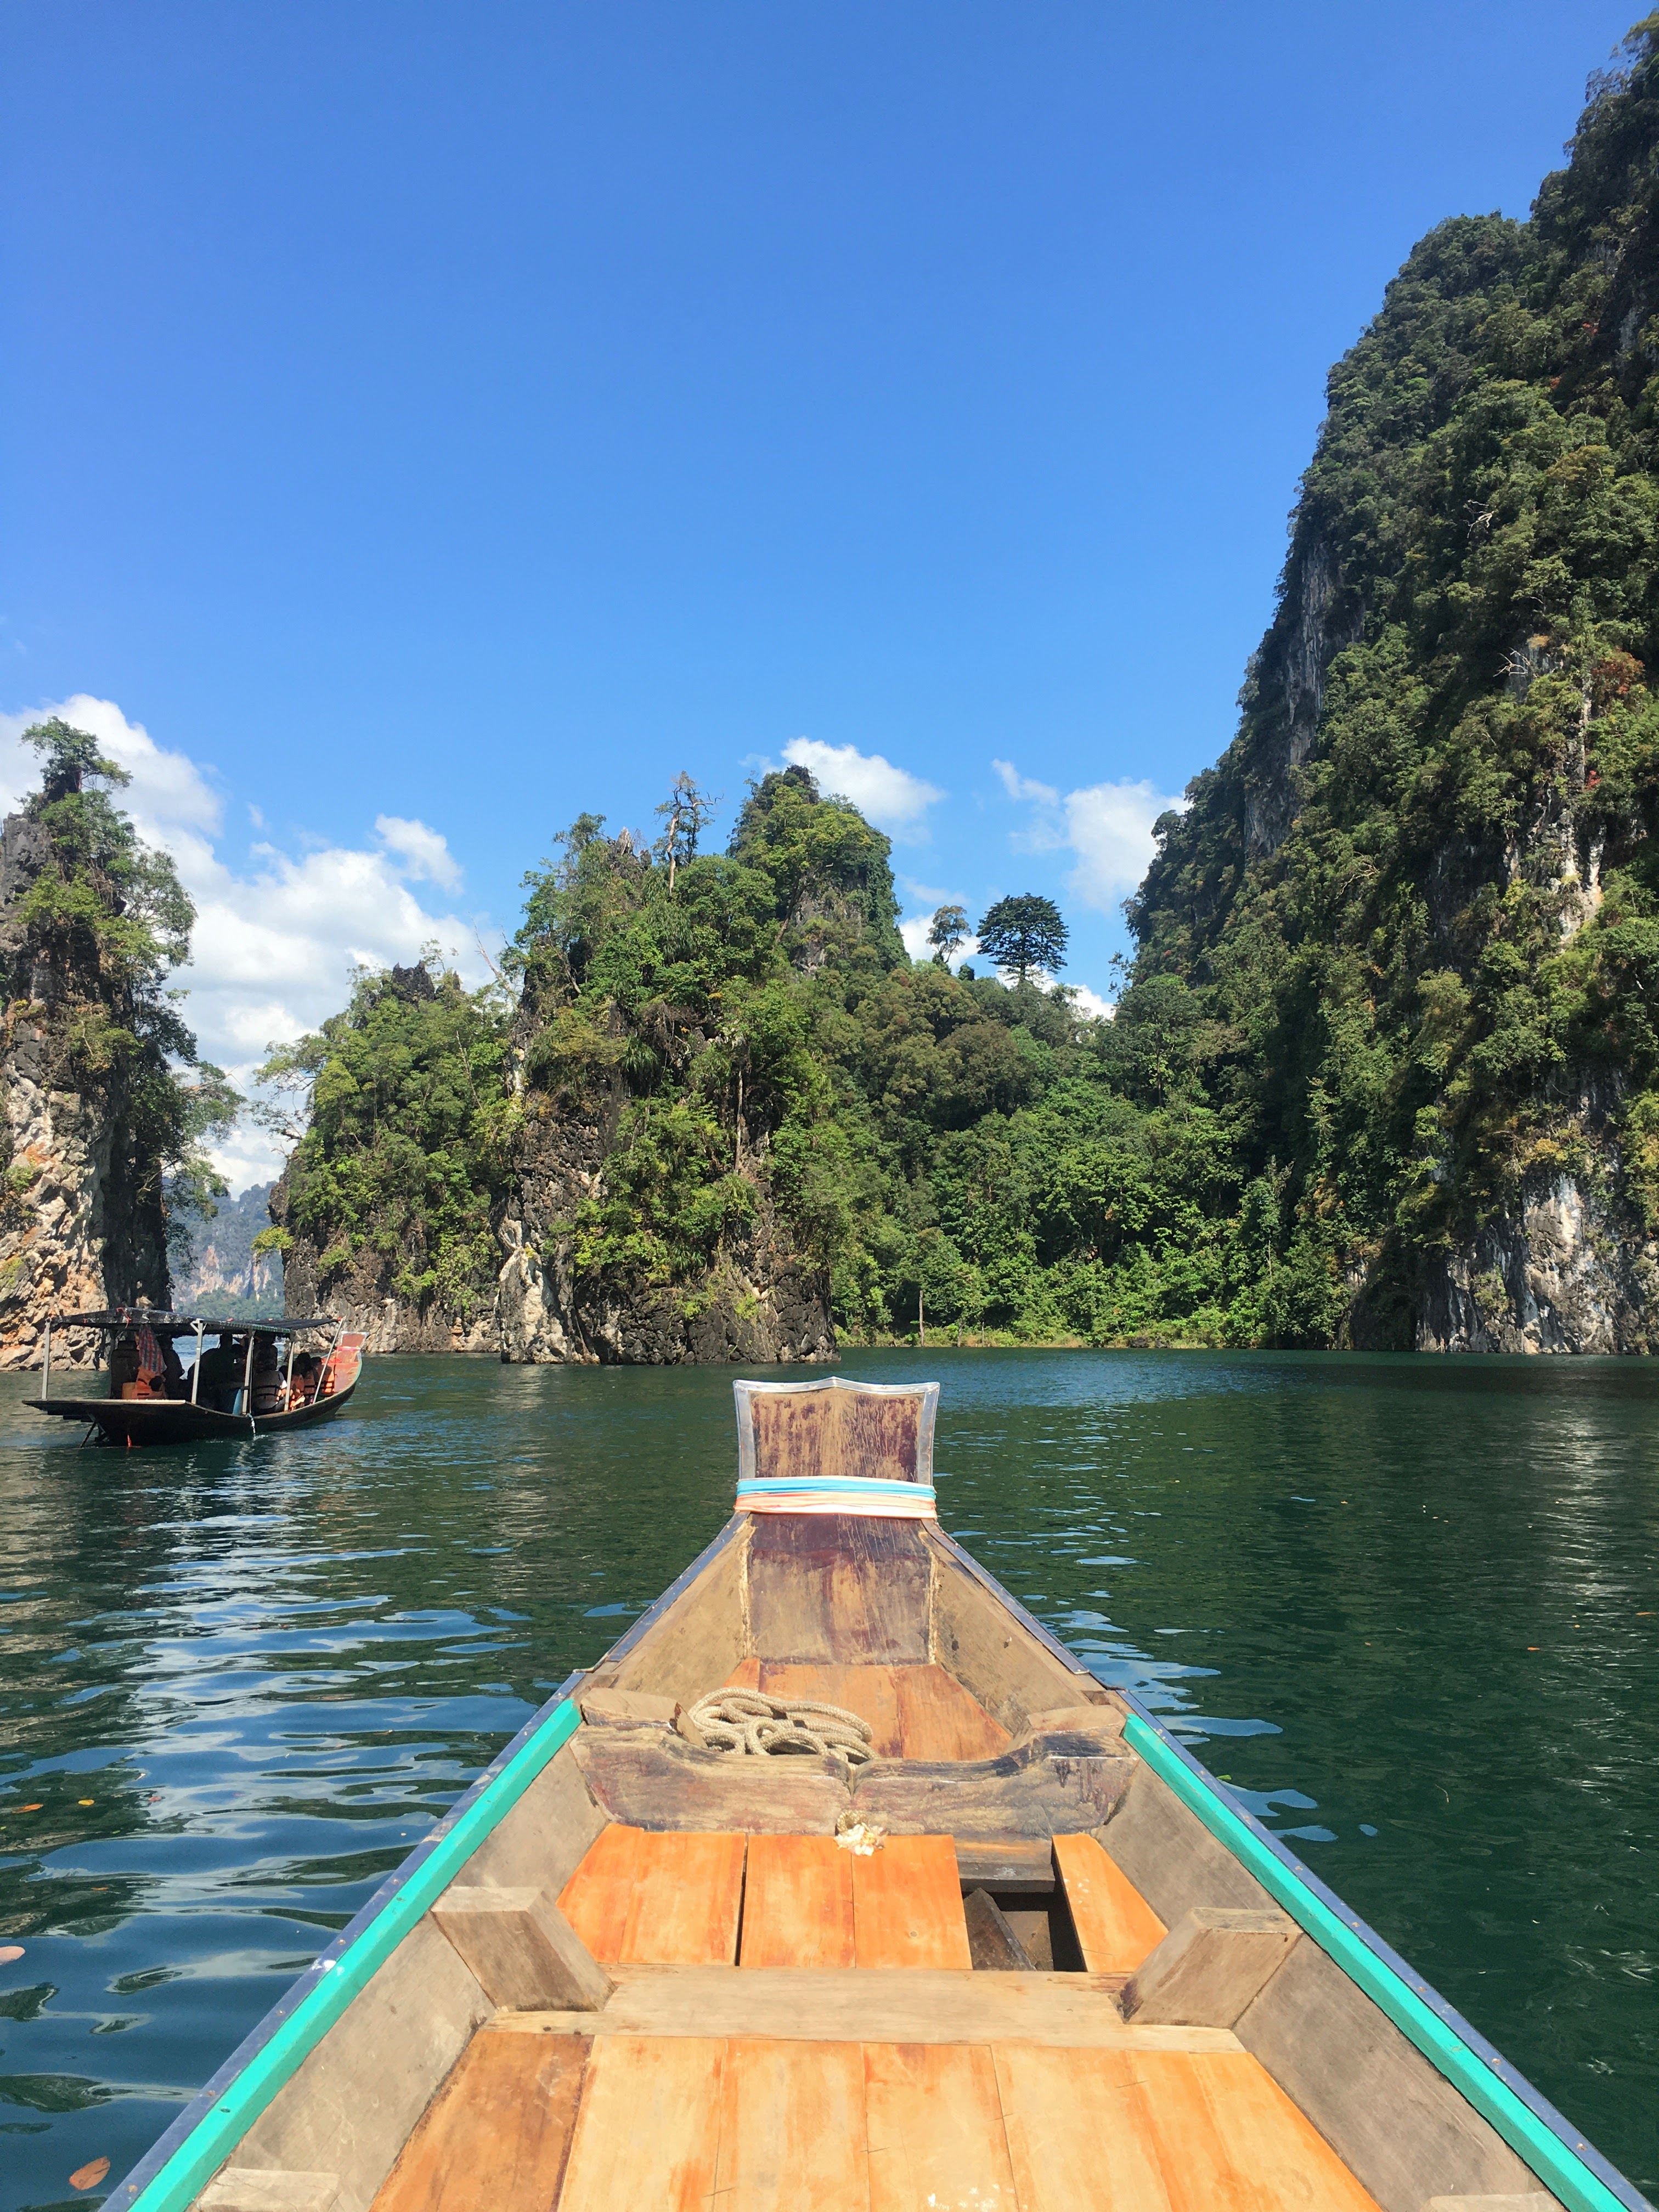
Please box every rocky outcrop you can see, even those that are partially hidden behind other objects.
[1417,1172,1659,1355]
[0,815,171,1368]
[269,1169,498,1355]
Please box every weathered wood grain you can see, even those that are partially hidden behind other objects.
[608,1520,749,1701]
[712,2038,869,2210]
[851,1740,1134,1841]
[925,1538,1103,1735]
[1121,1906,1297,2029]
[496,1967,1240,2051]
[431,1886,613,2012]
[1099,1764,1277,1923]
[748,1514,932,1664]
[951,1836,1054,1892]
[1128,2048,1386,2211]
[1053,1831,1168,1974]
[368,2030,586,2212]
[557,1825,746,1965]
[865,2042,1018,2212]
[200,2176,341,2212]
[754,1661,905,1756]
[745,1381,931,1486]
[853,1837,973,1969]
[893,1663,1012,1760]
[963,1888,1033,1971]
[572,1729,852,1830]
[456,1736,607,1901]
[1420,2197,1560,2210]
[992,2045,1173,2211]
[1234,1936,1553,2212]
[554,2035,727,2211]
[740,1833,855,1969]
[236,1917,490,2212]
[555,1823,640,1964]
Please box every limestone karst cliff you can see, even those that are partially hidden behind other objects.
[0,723,234,1367]
[1122,23,1659,1350]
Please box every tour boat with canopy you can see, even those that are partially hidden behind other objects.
[25,1307,368,1445]
[107,1375,1643,2212]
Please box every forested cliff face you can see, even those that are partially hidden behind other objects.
[0,725,233,1367]
[1121,18,1659,1350]
[268,26,1659,1359]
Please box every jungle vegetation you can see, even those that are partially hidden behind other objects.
[263,26,1659,1345]
[7,720,237,1259]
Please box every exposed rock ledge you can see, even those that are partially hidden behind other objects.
[1417,1172,1659,1355]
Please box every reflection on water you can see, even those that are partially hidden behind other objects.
[0,1350,1654,2204]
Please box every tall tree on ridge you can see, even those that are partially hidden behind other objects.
[977,894,1068,985]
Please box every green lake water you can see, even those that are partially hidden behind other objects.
[0,1349,1654,2208]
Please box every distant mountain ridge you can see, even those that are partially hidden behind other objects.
[175,1182,284,1318]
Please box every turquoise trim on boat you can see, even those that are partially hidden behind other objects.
[736,1476,937,1499]
[1122,1712,1624,2212]
[127,1696,583,2212]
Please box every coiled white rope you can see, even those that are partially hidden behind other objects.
[687,1686,877,1769]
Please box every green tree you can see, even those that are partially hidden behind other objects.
[977,894,1068,985]
[13,719,238,1243]
[927,904,969,966]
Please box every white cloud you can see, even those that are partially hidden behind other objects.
[0,697,487,1193]
[781,738,944,838]
[1062,983,1116,1022]
[1063,779,1183,912]
[992,757,1184,915]
[375,812,462,890]
[992,758,1059,809]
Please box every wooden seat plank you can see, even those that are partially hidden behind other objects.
[991,2045,1173,2211]
[853,1836,973,1969]
[893,1664,1012,1760]
[558,1827,746,1965]
[371,2029,587,2212]
[1130,2051,1384,2212]
[555,1823,644,1965]
[741,1833,855,1968]
[1054,1831,1167,1972]
[865,2041,1017,2212]
[713,2038,870,2210]
[554,2035,726,2210]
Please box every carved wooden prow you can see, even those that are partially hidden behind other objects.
[734,1376,939,1486]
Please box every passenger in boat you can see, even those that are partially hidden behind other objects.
[108,1331,141,1399]
[187,1332,246,1412]
[250,1336,283,1417]
[283,1351,323,1408]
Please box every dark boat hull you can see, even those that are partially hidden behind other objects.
[24,1378,359,1445]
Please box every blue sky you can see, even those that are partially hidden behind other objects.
[1,0,1637,1181]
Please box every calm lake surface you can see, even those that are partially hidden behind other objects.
[0,1349,1654,2207]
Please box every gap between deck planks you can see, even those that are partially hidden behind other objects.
[375,2030,1387,2212]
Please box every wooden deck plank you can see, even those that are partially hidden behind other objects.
[498,1966,1241,2051]
[554,2035,726,2211]
[1130,2051,1385,2212]
[853,1837,973,1968]
[621,1831,747,1964]
[713,2039,870,2210]
[557,1827,747,1965]
[991,2045,1172,2212]
[555,1823,644,1966]
[865,2042,1017,2212]
[725,1656,764,1690]
[892,1664,1012,1760]
[758,1661,904,1756]
[1054,1830,1167,1972]
[371,2029,587,2212]
[741,1833,856,1968]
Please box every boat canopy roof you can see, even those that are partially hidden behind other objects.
[49,1308,340,1335]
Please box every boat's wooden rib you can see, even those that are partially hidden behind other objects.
[488,1966,1242,2051]
[111,1376,1647,2212]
